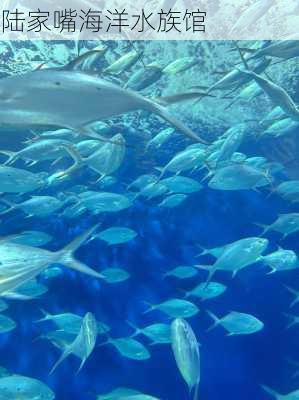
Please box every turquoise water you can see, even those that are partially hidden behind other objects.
[0,40,298,399]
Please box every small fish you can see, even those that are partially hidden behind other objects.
[163,57,199,75]
[3,230,53,247]
[146,128,174,150]
[285,285,299,308]
[0,196,64,217]
[0,166,46,193]
[100,337,150,360]
[138,183,169,200]
[104,50,143,75]
[216,128,244,167]
[0,139,71,165]
[3,278,48,300]
[261,248,299,273]
[0,314,16,333]
[171,319,200,400]
[100,268,130,284]
[163,266,198,279]
[96,227,137,245]
[261,384,299,400]
[199,237,268,283]
[128,321,171,345]
[96,387,142,400]
[75,139,104,157]
[207,310,264,335]
[245,40,299,61]
[160,176,202,194]
[284,312,299,330]
[128,174,158,191]
[209,164,271,191]
[256,213,299,239]
[41,267,63,280]
[144,298,199,318]
[50,312,98,374]
[263,118,299,138]
[185,282,227,301]
[159,194,187,208]
[125,63,163,91]
[78,191,131,214]
[0,375,55,399]
[36,309,109,336]
[56,134,126,180]
[229,0,274,35]
[159,148,208,178]
[275,181,299,200]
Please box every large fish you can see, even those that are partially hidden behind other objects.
[0,68,207,143]
[0,224,103,295]
[171,319,200,400]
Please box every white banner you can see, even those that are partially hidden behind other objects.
[0,0,298,40]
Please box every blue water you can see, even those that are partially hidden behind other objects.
[0,40,298,400]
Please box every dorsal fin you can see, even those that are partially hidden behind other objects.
[62,48,107,71]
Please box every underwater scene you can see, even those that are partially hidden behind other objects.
[0,39,298,400]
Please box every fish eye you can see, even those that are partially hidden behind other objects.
[55,82,61,86]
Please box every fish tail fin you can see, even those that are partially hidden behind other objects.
[284,285,299,308]
[156,91,215,106]
[35,308,52,323]
[192,381,200,400]
[233,41,250,71]
[56,224,104,279]
[0,198,16,215]
[283,313,298,330]
[126,320,140,336]
[76,358,87,375]
[55,144,84,179]
[146,99,209,144]
[142,300,155,314]
[254,222,269,236]
[205,267,216,288]
[49,348,72,375]
[206,310,220,332]
[195,244,209,257]
[0,150,17,165]
[260,385,282,400]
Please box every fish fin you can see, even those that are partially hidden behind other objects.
[283,313,299,330]
[266,267,276,275]
[35,308,52,323]
[146,100,209,144]
[76,358,87,374]
[62,48,107,71]
[230,46,256,54]
[155,91,215,106]
[49,347,72,375]
[56,224,104,279]
[0,150,17,165]
[206,310,221,332]
[260,385,282,400]
[192,381,200,400]
[142,300,155,314]
[54,144,84,179]
[254,222,269,236]
[205,267,216,288]
[126,320,140,336]
[233,41,250,71]
[0,198,16,215]
[1,291,33,301]
[195,244,209,257]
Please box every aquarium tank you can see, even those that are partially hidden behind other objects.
[0,34,298,400]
